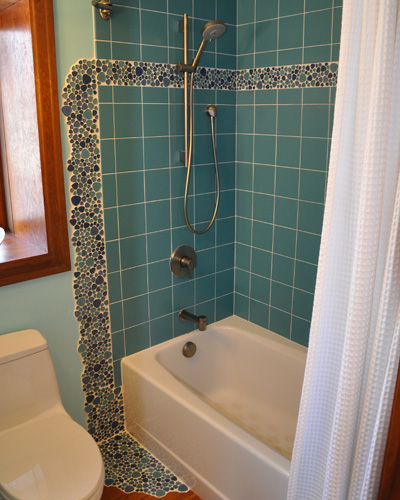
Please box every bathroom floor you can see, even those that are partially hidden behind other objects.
[101,486,201,499]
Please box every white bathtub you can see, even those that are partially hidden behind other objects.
[122,315,307,500]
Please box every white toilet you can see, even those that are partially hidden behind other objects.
[0,329,105,500]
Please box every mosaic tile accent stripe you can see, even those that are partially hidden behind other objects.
[62,59,125,443]
[237,62,338,90]
[100,432,189,496]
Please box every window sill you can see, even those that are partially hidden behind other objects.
[0,232,70,286]
[0,232,47,264]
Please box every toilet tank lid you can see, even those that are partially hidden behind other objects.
[0,329,48,364]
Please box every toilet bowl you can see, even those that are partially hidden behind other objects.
[0,330,105,500]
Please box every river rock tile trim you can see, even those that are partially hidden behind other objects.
[237,62,338,90]
[100,432,189,496]
[62,59,125,443]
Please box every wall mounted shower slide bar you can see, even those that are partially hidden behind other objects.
[177,14,226,235]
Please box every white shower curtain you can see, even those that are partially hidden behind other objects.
[287,0,400,499]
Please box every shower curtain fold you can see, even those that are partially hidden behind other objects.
[287,0,400,499]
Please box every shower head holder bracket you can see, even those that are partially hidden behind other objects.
[92,0,112,20]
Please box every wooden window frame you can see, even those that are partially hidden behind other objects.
[0,0,70,286]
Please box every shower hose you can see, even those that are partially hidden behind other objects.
[183,72,220,234]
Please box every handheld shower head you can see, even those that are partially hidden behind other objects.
[201,20,226,41]
[191,20,226,70]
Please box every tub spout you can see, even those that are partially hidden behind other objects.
[179,309,207,331]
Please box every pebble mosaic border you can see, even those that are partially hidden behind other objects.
[100,432,189,495]
[61,57,338,495]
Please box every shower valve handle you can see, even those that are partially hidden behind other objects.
[170,245,197,279]
[180,256,195,279]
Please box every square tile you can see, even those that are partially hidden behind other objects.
[277,105,302,136]
[236,243,251,271]
[115,138,143,172]
[254,135,276,164]
[125,323,150,356]
[276,136,301,168]
[141,10,168,46]
[150,315,174,346]
[270,281,292,312]
[120,235,147,269]
[256,0,278,21]
[255,104,277,135]
[279,14,303,50]
[118,203,146,237]
[273,226,296,258]
[196,275,215,304]
[146,200,171,232]
[148,259,172,292]
[114,104,142,138]
[298,200,324,234]
[305,10,332,47]
[280,0,304,16]
[251,248,271,278]
[149,287,172,319]
[124,294,149,328]
[254,164,275,195]
[255,19,278,53]
[117,171,145,205]
[147,229,171,263]
[299,170,326,203]
[249,299,270,330]
[145,169,170,202]
[252,221,273,251]
[301,138,328,171]
[216,293,234,320]
[121,265,148,299]
[253,193,274,223]
[295,260,317,293]
[291,316,310,347]
[235,268,250,296]
[269,307,291,338]
[272,254,294,286]
[296,231,321,265]
[292,288,314,320]
[274,197,298,229]
[216,269,234,296]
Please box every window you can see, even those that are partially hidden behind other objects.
[0,0,70,286]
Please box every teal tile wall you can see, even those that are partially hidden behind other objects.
[94,0,342,371]
[100,84,235,384]
[235,0,341,346]
[235,86,335,346]
[95,0,237,69]
[237,0,342,69]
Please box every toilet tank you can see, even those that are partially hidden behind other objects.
[0,329,64,432]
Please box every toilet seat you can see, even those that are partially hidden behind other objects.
[0,412,104,500]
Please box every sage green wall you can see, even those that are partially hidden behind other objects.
[0,0,95,428]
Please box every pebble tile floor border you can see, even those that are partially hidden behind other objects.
[99,432,189,496]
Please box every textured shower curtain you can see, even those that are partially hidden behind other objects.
[287,0,400,499]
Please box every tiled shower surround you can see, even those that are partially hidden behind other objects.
[61,0,341,494]
[93,0,342,380]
